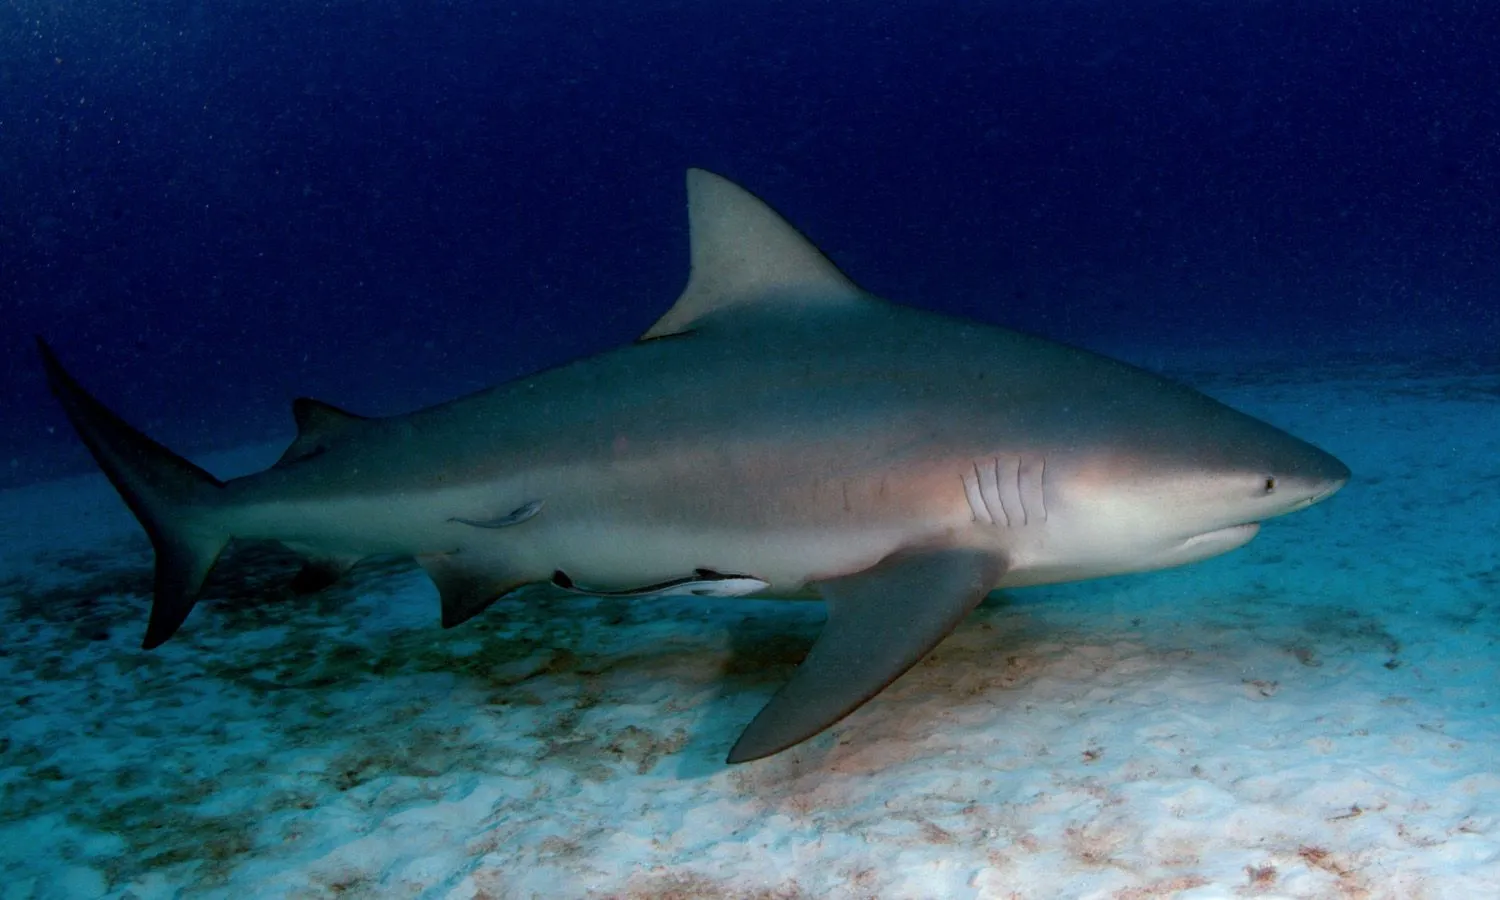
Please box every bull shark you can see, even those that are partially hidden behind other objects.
[38,169,1349,763]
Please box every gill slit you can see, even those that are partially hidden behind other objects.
[1014,456,1028,526]
[984,459,1011,527]
[1039,455,1049,522]
[966,455,1050,527]
[963,469,990,524]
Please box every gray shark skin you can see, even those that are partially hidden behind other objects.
[38,169,1349,763]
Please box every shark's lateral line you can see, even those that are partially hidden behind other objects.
[39,169,1349,763]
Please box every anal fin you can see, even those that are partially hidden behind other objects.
[727,546,1006,763]
[288,555,360,595]
[417,553,529,628]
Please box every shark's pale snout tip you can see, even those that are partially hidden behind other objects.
[1310,451,1351,503]
[1327,453,1352,488]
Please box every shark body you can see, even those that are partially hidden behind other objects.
[40,170,1348,762]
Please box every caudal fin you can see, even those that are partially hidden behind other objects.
[37,338,230,649]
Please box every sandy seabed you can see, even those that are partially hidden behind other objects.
[3,352,1499,900]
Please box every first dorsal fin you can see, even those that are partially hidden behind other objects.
[275,398,368,466]
[641,169,864,340]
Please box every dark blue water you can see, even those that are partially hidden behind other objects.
[4,0,1498,487]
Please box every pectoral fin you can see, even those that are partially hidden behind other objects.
[726,546,1006,764]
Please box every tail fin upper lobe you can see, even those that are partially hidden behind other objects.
[36,338,230,649]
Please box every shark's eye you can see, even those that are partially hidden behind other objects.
[1264,476,1277,494]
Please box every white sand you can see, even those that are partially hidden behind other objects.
[2,355,1498,899]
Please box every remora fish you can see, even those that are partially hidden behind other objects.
[38,169,1349,762]
[550,568,771,600]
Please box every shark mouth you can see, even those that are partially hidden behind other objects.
[1303,483,1345,508]
[1180,522,1261,551]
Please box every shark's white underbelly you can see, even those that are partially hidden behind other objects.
[503,520,926,592]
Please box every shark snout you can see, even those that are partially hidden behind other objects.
[1312,467,1349,503]
[1309,445,1350,493]
[1284,443,1350,509]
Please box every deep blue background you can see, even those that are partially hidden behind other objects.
[4,1,1498,487]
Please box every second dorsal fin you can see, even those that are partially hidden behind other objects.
[275,398,368,466]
